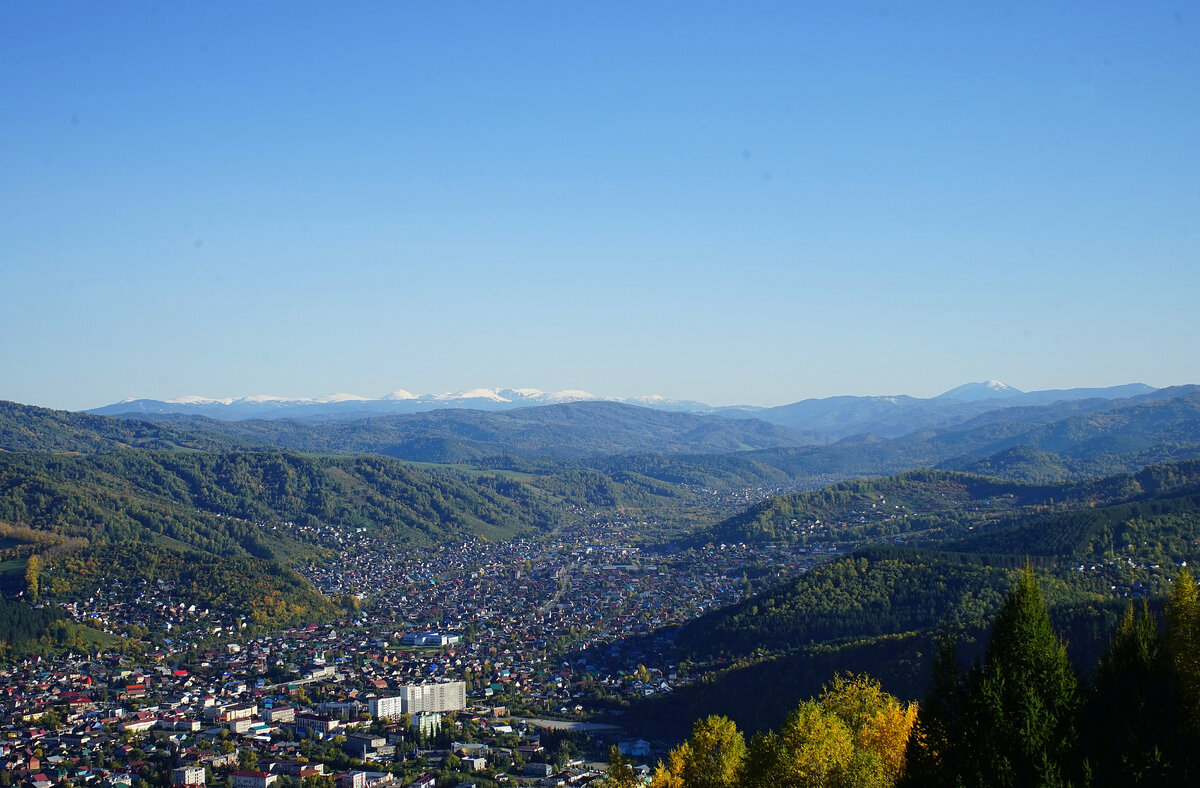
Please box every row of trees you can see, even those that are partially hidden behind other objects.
[905,567,1200,786]
[613,566,1200,787]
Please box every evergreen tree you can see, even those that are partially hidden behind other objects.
[964,566,1079,788]
[1084,601,1173,786]
[901,626,969,788]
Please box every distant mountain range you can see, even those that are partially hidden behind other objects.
[68,401,822,460]
[88,381,1160,441]
[87,387,720,420]
[2,383,1177,484]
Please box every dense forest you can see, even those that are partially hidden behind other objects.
[0,400,259,454]
[63,389,1200,490]
[0,448,569,637]
[0,593,71,654]
[691,462,1200,548]
[0,450,566,546]
[624,462,1200,738]
[122,400,819,459]
[620,568,1200,787]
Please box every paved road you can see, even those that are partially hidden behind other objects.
[514,716,622,732]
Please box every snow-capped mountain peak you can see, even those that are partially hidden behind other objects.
[936,379,1023,401]
[384,389,418,401]
[434,388,512,403]
[536,389,601,404]
[235,394,295,404]
[164,395,236,405]
[629,394,674,404]
[318,393,370,403]
[87,380,1157,424]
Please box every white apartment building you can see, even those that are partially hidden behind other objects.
[368,695,405,720]
[369,681,466,718]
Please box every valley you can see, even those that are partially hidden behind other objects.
[4,386,1200,787]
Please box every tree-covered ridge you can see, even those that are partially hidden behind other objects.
[690,461,1200,549]
[0,448,564,641]
[689,470,1044,547]
[108,389,1200,483]
[625,464,1200,738]
[524,467,707,512]
[590,452,796,488]
[23,388,1200,494]
[586,392,1200,493]
[122,400,821,460]
[673,551,1021,660]
[946,490,1200,560]
[916,388,1200,481]
[0,450,556,553]
[46,544,337,631]
[735,389,1200,486]
[0,400,259,454]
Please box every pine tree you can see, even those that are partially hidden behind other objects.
[965,566,1079,788]
[901,626,968,788]
[1084,601,1173,787]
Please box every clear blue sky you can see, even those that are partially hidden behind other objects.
[3,2,1198,410]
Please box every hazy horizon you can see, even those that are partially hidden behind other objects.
[11,377,1187,414]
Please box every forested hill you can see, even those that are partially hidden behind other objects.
[0,400,261,453]
[0,449,561,639]
[630,460,1200,736]
[688,462,1200,548]
[0,450,555,553]
[31,390,1200,492]
[480,389,1200,493]
[729,388,1200,485]
[688,470,1047,548]
[103,400,822,460]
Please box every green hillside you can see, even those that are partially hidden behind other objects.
[625,461,1200,736]
[0,450,555,550]
[0,448,568,638]
[64,391,1200,497]
[735,389,1200,486]
[691,457,1200,548]
[124,400,820,460]
[0,400,260,453]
